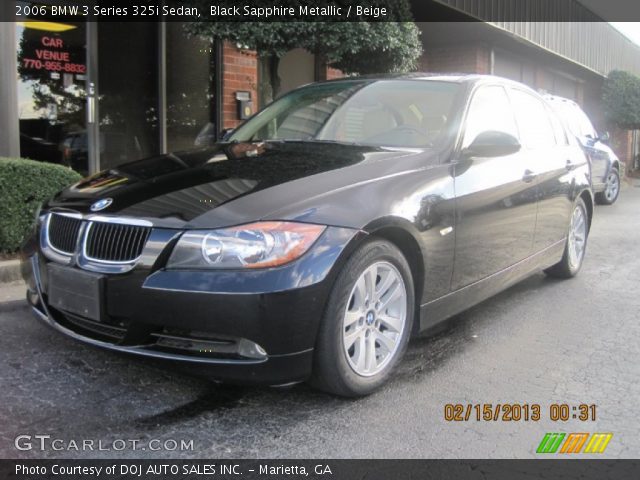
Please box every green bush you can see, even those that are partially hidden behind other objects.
[0,157,82,253]
[603,70,640,130]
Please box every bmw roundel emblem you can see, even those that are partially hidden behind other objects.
[90,198,113,212]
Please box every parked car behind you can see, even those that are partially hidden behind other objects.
[60,131,89,175]
[544,94,622,205]
[60,131,139,176]
[22,74,593,397]
[20,133,62,164]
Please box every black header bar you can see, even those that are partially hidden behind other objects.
[4,0,640,22]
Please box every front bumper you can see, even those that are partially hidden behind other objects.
[23,226,361,385]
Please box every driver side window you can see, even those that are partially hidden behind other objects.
[463,86,518,148]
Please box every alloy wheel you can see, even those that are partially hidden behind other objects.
[604,172,619,202]
[342,261,407,377]
[567,204,587,270]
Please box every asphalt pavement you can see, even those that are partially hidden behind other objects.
[1,180,639,459]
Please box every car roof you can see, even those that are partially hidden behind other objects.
[542,94,581,109]
[320,73,539,91]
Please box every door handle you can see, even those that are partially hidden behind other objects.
[566,159,577,171]
[522,169,537,183]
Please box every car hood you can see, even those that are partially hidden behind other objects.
[46,142,438,229]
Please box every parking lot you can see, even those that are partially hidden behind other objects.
[1,180,639,459]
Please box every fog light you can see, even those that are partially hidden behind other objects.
[238,339,268,359]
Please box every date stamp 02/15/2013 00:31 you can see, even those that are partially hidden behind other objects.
[443,403,597,422]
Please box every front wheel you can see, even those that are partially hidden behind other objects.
[311,239,415,397]
[544,198,589,279]
[595,169,620,205]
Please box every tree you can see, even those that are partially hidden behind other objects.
[186,0,422,102]
[603,70,640,130]
[320,22,422,76]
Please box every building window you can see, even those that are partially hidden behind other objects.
[97,22,159,172]
[14,16,220,174]
[16,5,87,170]
[166,23,217,151]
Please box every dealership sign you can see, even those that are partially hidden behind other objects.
[21,34,85,75]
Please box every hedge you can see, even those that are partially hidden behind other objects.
[603,70,640,130]
[0,157,82,253]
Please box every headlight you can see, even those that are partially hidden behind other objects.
[167,222,326,269]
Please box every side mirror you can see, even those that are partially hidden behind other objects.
[462,131,521,158]
[598,131,610,143]
[219,128,234,142]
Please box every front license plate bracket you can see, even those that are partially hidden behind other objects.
[47,264,105,322]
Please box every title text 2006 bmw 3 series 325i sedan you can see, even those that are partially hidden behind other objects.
[22,74,593,397]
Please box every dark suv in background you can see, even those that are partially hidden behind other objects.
[544,94,622,205]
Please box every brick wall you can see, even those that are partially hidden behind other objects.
[221,42,258,129]
[610,127,635,174]
[421,44,491,74]
[325,66,344,80]
[314,56,345,81]
[221,44,346,128]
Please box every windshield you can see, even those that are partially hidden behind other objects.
[229,80,461,148]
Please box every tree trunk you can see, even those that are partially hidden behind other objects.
[269,54,281,101]
[258,53,281,105]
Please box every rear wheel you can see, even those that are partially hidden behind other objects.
[595,169,620,205]
[544,198,589,278]
[311,239,414,397]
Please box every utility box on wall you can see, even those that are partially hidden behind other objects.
[235,91,253,120]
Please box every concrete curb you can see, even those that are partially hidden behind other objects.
[0,259,21,284]
[0,298,27,313]
[0,280,27,310]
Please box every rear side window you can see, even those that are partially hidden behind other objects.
[510,89,556,149]
[547,108,569,146]
[549,101,597,139]
[462,85,518,148]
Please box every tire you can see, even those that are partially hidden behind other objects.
[310,239,415,397]
[544,198,589,279]
[595,169,620,205]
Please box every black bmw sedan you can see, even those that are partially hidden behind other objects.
[22,74,593,397]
